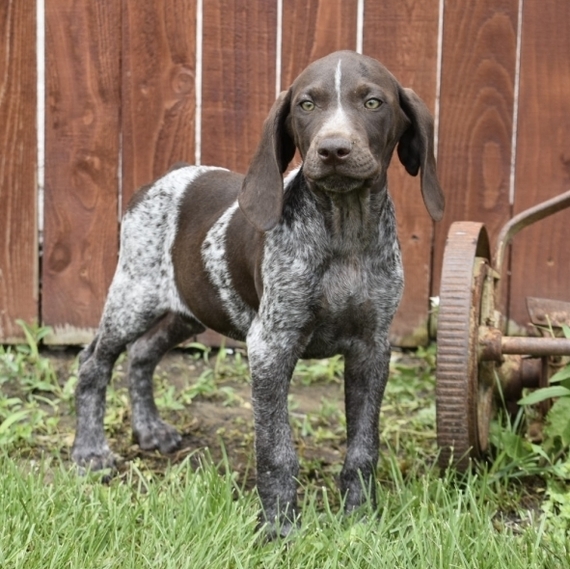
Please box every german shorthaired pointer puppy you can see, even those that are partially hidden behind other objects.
[72,50,444,537]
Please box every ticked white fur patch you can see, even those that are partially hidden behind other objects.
[112,166,223,324]
[202,202,256,334]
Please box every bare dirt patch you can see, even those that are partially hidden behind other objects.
[27,347,348,491]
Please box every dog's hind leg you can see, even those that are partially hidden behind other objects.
[71,281,167,470]
[127,312,204,454]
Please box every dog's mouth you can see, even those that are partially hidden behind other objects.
[308,174,370,194]
[304,163,380,193]
[303,152,380,193]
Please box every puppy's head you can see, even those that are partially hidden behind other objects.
[239,51,444,231]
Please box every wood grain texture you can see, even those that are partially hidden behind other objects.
[364,0,440,346]
[508,2,570,328]
[281,0,358,86]
[43,0,121,341]
[122,0,197,207]
[0,0,37,342]
[432,0,518,303]
[200,0,277,173]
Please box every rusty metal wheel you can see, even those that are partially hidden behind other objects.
[436,222,495,471]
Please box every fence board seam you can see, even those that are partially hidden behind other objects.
[509,0,524,206]
[433,0,444,158]
[195,0,203,165]
[36,0,45,247]
[276,0,282,96]
[356,0,363,53]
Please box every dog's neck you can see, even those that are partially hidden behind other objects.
[318,186,373,245]
[283,171,393,255]
[285,172,391,255]
[313,176,387,243]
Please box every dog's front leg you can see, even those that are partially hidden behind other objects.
[341,337,391,513]
[247,318,302,539]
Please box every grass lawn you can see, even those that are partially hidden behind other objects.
[1,327,569,568]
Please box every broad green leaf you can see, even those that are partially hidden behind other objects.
[0,410,30,433]
[545,398,570,447]
[550,366,570,383]
[518,385,570,405]
[17,320,40,359]
[498,430,535,461]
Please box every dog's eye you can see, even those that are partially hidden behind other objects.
[365,98,382,109]
[300,100,315,111]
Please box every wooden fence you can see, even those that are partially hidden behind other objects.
[1,0,569,346]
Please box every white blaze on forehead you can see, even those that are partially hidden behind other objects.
[335,59,342,105]
[316,57,352,138]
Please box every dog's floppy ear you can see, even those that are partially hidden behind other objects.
[397,87,445,221]
[238,90,295,231]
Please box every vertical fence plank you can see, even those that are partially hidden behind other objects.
[122,0,197,208]
[364,0,440,346]
[0,0,37,342]
[508,2,570,329]
[280,0,357,176]
[281,0,357,86]
[200,0,277,173]
[432,0,518,306]
[196,0,277,347]
[43,0,121,343]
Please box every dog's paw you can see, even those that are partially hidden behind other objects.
[260,518,298,541]
[257,506,300,541]
[133,420,182,454]
[71,444,117,474]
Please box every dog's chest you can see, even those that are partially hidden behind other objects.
[263,220,402,332]
[320,255,374,313]
[319,245,402,320]
[269,195,401,295]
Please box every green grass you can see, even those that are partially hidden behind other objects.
[1,453,568,568]
[1,323,570,567]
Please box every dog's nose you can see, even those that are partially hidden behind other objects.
[317,138,352,165]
